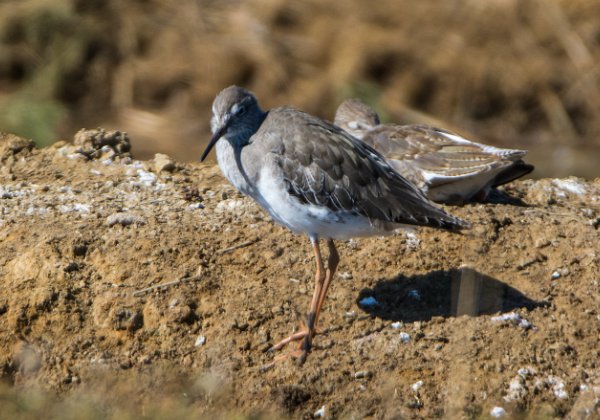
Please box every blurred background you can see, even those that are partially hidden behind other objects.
[0,0,599,178]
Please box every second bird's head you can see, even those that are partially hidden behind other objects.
[334,98,380,140]
[201,86,264,161]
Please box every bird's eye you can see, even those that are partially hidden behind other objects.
[234,105,246,116]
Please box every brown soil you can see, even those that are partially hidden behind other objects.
[0,131,599,419]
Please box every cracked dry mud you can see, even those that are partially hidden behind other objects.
[0,131,599,418]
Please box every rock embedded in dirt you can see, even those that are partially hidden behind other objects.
[105,212,147,227]
[153,153,176,173]
[73,128,131,160]
[167,304,195,324]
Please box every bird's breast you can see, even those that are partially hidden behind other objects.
[215,139,253,195]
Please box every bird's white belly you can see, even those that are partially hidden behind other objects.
[255,165,388,240]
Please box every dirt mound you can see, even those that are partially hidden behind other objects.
[0,131,599,418]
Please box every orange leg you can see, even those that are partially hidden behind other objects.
[314,240,339,328]
[269,238,338,363]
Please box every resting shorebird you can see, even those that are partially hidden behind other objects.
[201,86,468,363]
[334,99,534,204]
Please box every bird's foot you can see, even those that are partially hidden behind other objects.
[266,322,316,365]
[268,329,310,352]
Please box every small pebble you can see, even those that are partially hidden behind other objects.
[194,335,206,347]
[555,388,568,400]
[314,405,326,418]
[411,380,423,391]
[534,238,551,248]
[547,376,568,399]
[517,368,532,378]
[490,312,532,329]
[354,370,372,379]
[391,321,403,329]
[399,332,411,343]
[154,153,176,173]
[358,296,378,307]
[504,376,526,402]
[105,212,146,227]
[137,169,157,186]
[338,271,353,280]
[404,231,421,249]
[490,406,506,417]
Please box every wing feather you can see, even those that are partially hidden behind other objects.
[257,108,467,231]
[363,124,526,180]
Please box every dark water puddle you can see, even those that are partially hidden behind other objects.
[358,267,546,322]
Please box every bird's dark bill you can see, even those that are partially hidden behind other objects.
[200,124,227,162]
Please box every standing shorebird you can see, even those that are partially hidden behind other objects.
[334,99,534,204]
[201,86,469,363]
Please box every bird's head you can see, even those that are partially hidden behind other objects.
[201,86,265,161]
[334,99,380,140]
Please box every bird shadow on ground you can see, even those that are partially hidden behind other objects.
[480,189,530,206]
[357,267,546,322]
[481,188,531,207]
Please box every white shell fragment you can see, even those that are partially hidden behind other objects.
[490,312,532,329]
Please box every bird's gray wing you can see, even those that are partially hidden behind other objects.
[256,108,468,231]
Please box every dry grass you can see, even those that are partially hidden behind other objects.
[0,0,599,167]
